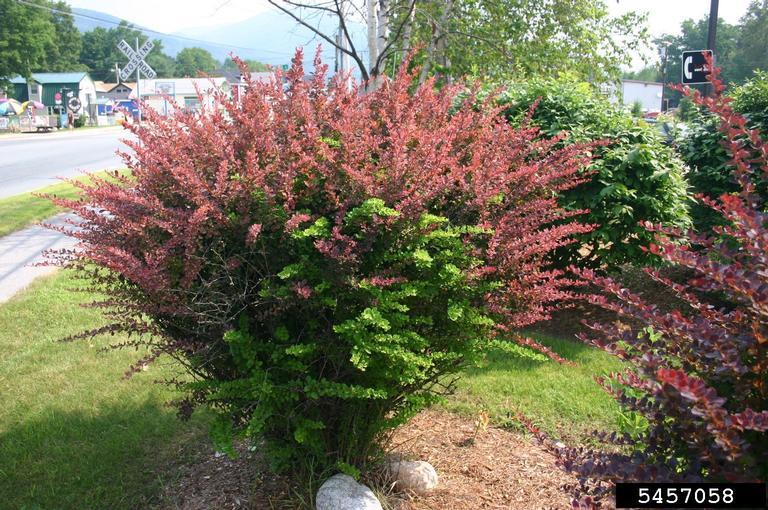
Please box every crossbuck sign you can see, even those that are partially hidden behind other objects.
[118,39,156,81]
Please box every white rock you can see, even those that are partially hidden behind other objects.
[389,459,439,495]
[316,474,383,510]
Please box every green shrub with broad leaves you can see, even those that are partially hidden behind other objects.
[676,70,768,232]
[492,77,691,270]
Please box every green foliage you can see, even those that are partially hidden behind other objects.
[175,47,219,77]
[493,77,691,269]
[676,97,697,122]
[734,1,768,81]
[40,1,84,72]
[222,57,270,73]
[731,69,768,129]
[0,0,55,86]
[675,113,730,231]
[630,100,643,118]
[622,66,662,83]
[191,203,501,476]
[80,21,175,81]
[408,0,649,84]
[676,70,768,232]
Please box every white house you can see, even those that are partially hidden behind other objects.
[136,77,230,115]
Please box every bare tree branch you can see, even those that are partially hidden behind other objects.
[280,0,338,14]
[266,0,370,81]
[334,0,369,80]
[373,0,417,74]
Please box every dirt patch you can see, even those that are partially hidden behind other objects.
[158,410,577,509]
[387,410,576,510]
[158,441,293,510]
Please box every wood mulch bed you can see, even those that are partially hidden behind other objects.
[159,409,577,509]
[387,410,576,510]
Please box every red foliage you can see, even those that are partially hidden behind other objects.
[549,52,767,507]
[44,48,594,468]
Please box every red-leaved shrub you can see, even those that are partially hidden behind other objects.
[545,54,767,508]
[49,49,593,481]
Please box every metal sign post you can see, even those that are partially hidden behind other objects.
[117,38,156,122]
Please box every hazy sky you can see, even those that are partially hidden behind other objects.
[65,0,755,34]
[609,0,753,35]
[64,0,756,69]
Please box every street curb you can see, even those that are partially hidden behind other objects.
[0,125,124,143]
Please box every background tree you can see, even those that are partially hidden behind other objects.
[175,47,219,77]
[80,21,175,81]
[38,1,84,72]
[266,0,647,86]
[222,57,270,73]
[81,27,119,81]
[623,66,662,82]
[266,0,417,84]
[418,0,648,84]
[651,2,768,107]
[653,17,740,107]
[733,0,768,80]
[0,0,55,86]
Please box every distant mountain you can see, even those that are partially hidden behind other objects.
[71,7,127,33]
[70,7,366,73]
[173,10,367,69]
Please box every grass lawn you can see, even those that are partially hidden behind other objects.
[0,270,622,507]
[0,270,211,509]
[444,333,624,443]
[0,171,126,238]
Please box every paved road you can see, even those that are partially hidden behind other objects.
[0,127,133,302]
[0,127,130,199]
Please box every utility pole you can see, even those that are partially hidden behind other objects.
[660,44,669,112]
[335,1,351,86]
[706,0,719,96]
[335,18,342,73]
[135,37,142,123]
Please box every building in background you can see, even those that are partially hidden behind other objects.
[94,81,135,101]
[222,70,273,104]
[618,79,664,113]
[9,72,97,121]
[137,77,230,115]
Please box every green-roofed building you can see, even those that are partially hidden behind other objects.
[9,72,97,120]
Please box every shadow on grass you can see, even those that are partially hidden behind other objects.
[446,333,624,442]
[464,333,601,376]
[0,398,211,510]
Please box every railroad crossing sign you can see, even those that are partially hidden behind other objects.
[681,50,713,85]
[118,39,156,81]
